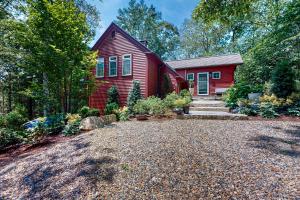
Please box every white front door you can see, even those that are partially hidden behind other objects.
[197,72,209,95]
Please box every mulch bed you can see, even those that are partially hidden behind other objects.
[0,135,70,167]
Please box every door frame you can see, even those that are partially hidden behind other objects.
[197,72,209,95]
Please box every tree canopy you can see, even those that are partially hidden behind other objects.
[115,0,179,60]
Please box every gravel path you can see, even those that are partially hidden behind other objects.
[0,120,299,199]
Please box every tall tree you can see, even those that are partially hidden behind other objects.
[179,18,231,58]
[115,0,179,60]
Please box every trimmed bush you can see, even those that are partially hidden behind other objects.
[133,100,149,115]
[127,80,142,114]
[271,60,295,98]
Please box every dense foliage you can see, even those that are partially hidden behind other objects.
[0,0,99,117]
[127,80,142,114]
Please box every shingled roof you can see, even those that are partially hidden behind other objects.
[166,54,243,69]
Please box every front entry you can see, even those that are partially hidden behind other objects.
[197,72,209,95]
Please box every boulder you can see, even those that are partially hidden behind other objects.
[79,116,104,131]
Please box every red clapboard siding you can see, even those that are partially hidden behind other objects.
[89,29,148,112]
[147,54,160,96]
[175,65,236,96]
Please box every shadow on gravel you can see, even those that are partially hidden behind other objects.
[0,135,119,199]
[248,135,300,157]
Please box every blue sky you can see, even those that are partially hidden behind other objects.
[88,0,199,46]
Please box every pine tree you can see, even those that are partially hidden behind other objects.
[127,80,142,113]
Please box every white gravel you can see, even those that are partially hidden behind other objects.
[0,120,299,199]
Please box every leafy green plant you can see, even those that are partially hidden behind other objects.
[133,100,148,115]
[174,98,188,109]
[0,116,6,128]
[222,82,252,109]
[118,107,130,121]
[260,103,279,118]
[62,120,81,136]
[0,128,27,150]
[161,74,174,98]
[163,92,179,109]
[5,110,28,130]
[179,89,192,99]
[79,106,90,118]
[271,60,295,98]
[104,102,119,115]
[79,106,100,118]
[287,107,300,117]
[127,80,142,114]
[145,96,166,116]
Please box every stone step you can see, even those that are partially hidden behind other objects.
[190,106,230,112]
[178,111,248,120]
[190,102,225,107]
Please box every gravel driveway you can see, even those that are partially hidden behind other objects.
[0,120,299,199]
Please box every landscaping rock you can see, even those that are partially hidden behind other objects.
[79,116,104,131]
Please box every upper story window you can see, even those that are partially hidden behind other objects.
[212,72,221,79]
[186,73,194,81]
[109,56,117,77]
[96,57,104,78]
[122,54,132,76]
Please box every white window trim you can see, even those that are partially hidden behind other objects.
[212,71,221,79]
[109,56,118,77]
[186,73,194,81]
[96,57,104,78]
[122,54,132,76]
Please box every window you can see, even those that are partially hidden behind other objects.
[109,56,117,77]
[212,72,221,79]
[186,73,194,81]
[96,57,104,77]
[122,54,132,76]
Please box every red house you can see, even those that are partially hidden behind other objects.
[89,22,243,111]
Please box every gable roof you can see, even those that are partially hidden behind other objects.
[92,22,182,77]
[166,54,244,69]
[92,22,151,52]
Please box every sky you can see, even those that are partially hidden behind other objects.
[88,0,199,46]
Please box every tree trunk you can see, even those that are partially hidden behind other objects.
[43,73,49,116]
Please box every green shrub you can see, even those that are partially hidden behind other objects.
[79,106,100,118]
[287,106,300,117]
[0,115,6,128]
[223,82,254,109]
[145,96,166,116]
[271,60,295,98]
[174,98,188,109]
[88,108,100,117]
[62,120,80,136]
[0,128,26,150]
[163,92,179,109]
[127,80,142,114]
[102,114,117,125]
[179,89,192,99]
[117,107,130,121]
[5,110,28,130]
[133,100,148,115]
[79,106,90,118]
[107,85,120,105]
[260,103,279,118]
[240,105,259,116]
[43,114,65,135]
[104,102,119,115]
